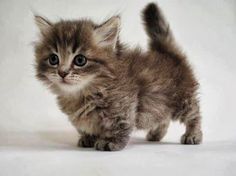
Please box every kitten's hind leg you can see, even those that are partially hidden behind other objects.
[180,105,202,145]
[78,133,97,148]
[146,119,170,142]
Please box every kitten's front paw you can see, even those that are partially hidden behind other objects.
[78,135,96,148]
[95,139,126,151]
[181,131,202,145]
[146,131,163,141]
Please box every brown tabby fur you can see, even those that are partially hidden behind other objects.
[34,3,202,151]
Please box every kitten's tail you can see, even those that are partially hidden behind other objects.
[142,3,181,56]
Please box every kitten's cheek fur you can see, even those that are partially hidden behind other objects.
[37,74,52,86]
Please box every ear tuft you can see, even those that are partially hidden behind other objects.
[93,16,121,49]
[34,15,52,35]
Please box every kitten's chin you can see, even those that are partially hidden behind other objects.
[57,82,82,94]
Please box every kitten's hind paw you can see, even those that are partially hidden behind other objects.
[78,135,97,148]
[95,139,127,151]
[181,131,202,145]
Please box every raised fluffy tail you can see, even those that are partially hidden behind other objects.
[142,3,181,56]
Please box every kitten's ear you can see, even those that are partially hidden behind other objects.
[93,16,120,49]
[34,15,52,35]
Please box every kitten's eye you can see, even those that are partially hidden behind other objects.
[48,54,59,66]
[73,54,87,67]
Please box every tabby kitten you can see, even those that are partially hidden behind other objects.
[34,3,202,151]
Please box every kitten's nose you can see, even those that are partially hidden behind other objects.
[58,70,69,78]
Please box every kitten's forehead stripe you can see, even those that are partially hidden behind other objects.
[45,20,96,55]
[48,22,84,53]
[72,30,80,53]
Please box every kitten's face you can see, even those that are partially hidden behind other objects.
[34,16,120,95]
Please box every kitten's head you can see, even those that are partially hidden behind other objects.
[34,15,120,95]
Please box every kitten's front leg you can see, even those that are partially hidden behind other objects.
[95,119,132,151]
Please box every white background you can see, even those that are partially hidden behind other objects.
[0,0,235,175]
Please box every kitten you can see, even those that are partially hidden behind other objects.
[34,3,202,151]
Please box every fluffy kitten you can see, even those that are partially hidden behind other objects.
[34,3,202,151]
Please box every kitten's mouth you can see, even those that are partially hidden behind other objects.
[60,79,73,85]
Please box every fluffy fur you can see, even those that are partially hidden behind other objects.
[34,3,202,151]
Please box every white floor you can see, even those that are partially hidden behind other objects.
[1,131,236,176]
[0,0,236,175]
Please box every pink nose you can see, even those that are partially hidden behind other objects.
[58,71,69,78]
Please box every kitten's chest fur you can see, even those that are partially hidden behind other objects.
[57,92,107,134]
